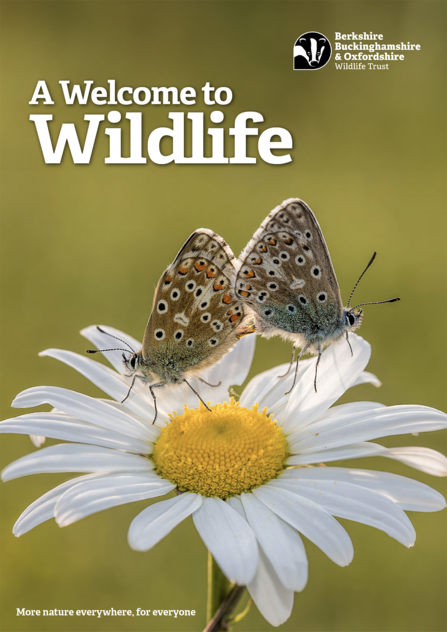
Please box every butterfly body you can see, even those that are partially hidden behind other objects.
[255,301,361,352]
[236,198,363,354]
[121,228,252,416]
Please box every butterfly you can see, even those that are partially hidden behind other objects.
[88,229,253,422]
[235,198,400,392]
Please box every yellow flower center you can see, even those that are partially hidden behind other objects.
[151,399,289,499]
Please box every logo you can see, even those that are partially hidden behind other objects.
[293,32,332,70]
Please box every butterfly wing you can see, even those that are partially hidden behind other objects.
[142,229,248,380]
[236,198,343,345]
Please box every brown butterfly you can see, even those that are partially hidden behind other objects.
[88,229,253,422]
[235,198,400,392]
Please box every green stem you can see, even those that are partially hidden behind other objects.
[205,552,246,632]
[206,551,231,622]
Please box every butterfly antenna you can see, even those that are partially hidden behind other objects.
[349,297,400,311]
[86,347,132,354]
[88,326,136,353]
[346,252,377,308]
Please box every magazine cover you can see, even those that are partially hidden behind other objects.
[1,2,446,631]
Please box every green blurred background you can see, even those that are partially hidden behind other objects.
[1,2,446,631]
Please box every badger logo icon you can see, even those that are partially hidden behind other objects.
[293,32,332,70]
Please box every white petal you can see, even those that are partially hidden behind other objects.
[39,349,160,426]
[352,371,381,388]
[315,401,386,422]
[241,365,379,418]
[287,402,387,456]
[287,405,447,453]
[287,442,447,480]
[80,325,141,373]
[30,434,46,447]
[253,485,353,566]
[280,467,446,512]
[12,386,157,442]
[269,478,416,546]
[384,447,447,477]
[287,442,385,465]
[240,359,313,410]
[193,497,258,584]
[202,334,256,391]
[283,335,371,433]
[0,413,151,454]
[240,365,287,409]
[241,493,308,591]
[226,496,295,625]
[255,362,316,416]
[225,495,246,517]
[128,493,202,551]
[226,334,257,386]
[247,548,294,627]
[55,473,174,526]
[12,474,99,536]
[250,383,381,425]
[1,444,153,481]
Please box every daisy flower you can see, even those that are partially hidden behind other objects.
[1,326,446,628]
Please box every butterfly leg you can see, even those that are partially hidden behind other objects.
[345,331,353,357]
[314,346,322,393]
[122,373,151,404]
[198,377,222,388]
[149,382,165,425]
[277,347,296,379]
[121,374,138,404]
[183,379,212,412]
[285,342,311,395]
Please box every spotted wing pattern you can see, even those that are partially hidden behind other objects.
[142,229,246,375]
[236,198,343,341]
